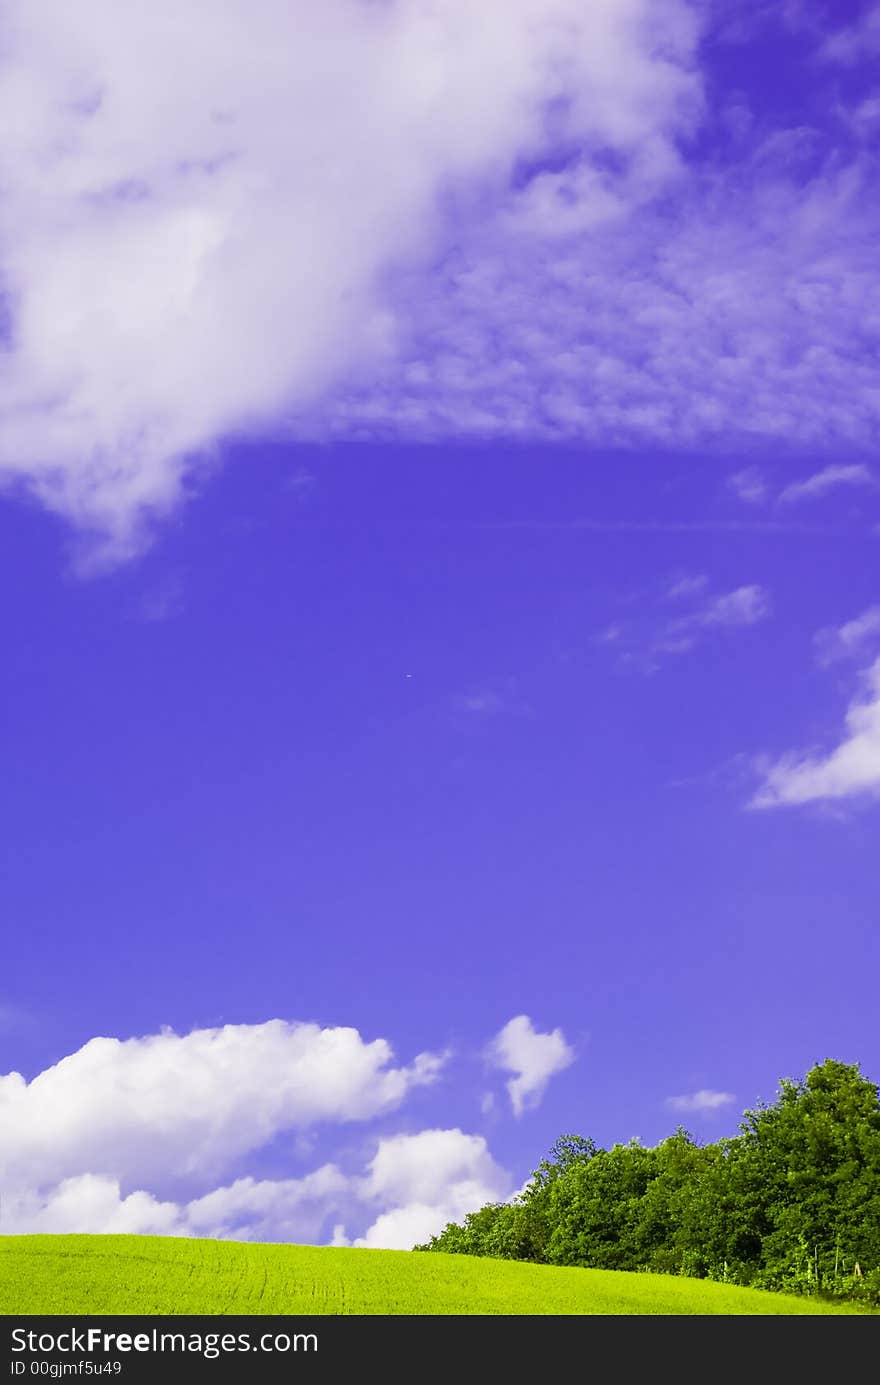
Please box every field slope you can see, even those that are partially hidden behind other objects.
[0,1236,869,1315]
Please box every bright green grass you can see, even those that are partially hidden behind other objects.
[0,1236,870,1315]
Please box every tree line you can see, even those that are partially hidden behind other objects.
[415,1059,880,1306]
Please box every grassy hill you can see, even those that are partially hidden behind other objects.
[0,1235,870,1315]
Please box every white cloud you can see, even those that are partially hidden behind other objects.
[1,1168,353,1242]
[0,1019,443,1188]
[819,5,880,64]
[2,1176,186,1237]
[698,584,769,628]
[454,678,529,719]
[5,5,876,558]
[0,1017,516,1249]
[360,1128,504,1207]
[605,579,772,674]
[354,1129,510,1249]
[666,572,709,599]
[0,0,700,559]
[456,690,507,715]
[666,1089,736,1114]
[639,582,771,666]
[488,1015,575,1117]
[353,1205,449,1251]
[814,606,880,667]
[752,656,880,807]
[184,1166,351,1243]
[1,1129,510,1252]
[727,466,767,504]
[778,464,876,505]
[329,143,880,459]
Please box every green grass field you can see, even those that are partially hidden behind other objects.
[0,1236,870,1315]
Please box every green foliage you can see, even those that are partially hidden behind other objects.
[417,1059,880,1307]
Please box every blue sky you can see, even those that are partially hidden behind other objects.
[1,0,879,1247]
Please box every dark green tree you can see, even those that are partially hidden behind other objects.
[732,1059,880,1295]
[415,1059,880,1305]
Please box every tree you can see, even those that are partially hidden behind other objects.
[733,1059,880,1294]
[415,1059,880,1304]
[545,1139,658,1269]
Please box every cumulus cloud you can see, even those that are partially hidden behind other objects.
[2,1176,185,1237]
[2,1132,508,1251]
[0,1019,443,1188]
[0,1018,516,1248]
[0,0,700,558]
[354,1129,511,1249]
[488,1015,575,1117]
[752,657,880,807]
[666,1089,735,1114]
[778,464,876,505]
[184,1166,352,1244]
[814,606,880,667]
[2,1168,353,1242]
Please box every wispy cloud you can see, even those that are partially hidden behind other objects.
[132,573,185,624]
[697,585,770,629]
[456,690,508,716]
[611,581,771,671]
[666,1089,736,1114]
[727,462,876,510]
[284,467,317,496]
[4,4,879,562]
[329,137,880,465]
[727,466,768,505]
[0,0,700,559]
[778,464,876,505]
[814,606,880,667]
[751,657,880,807]
[489,519,836,536]
[666,573,709,600]
[454,678,529,719]
[819,3,880,64]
